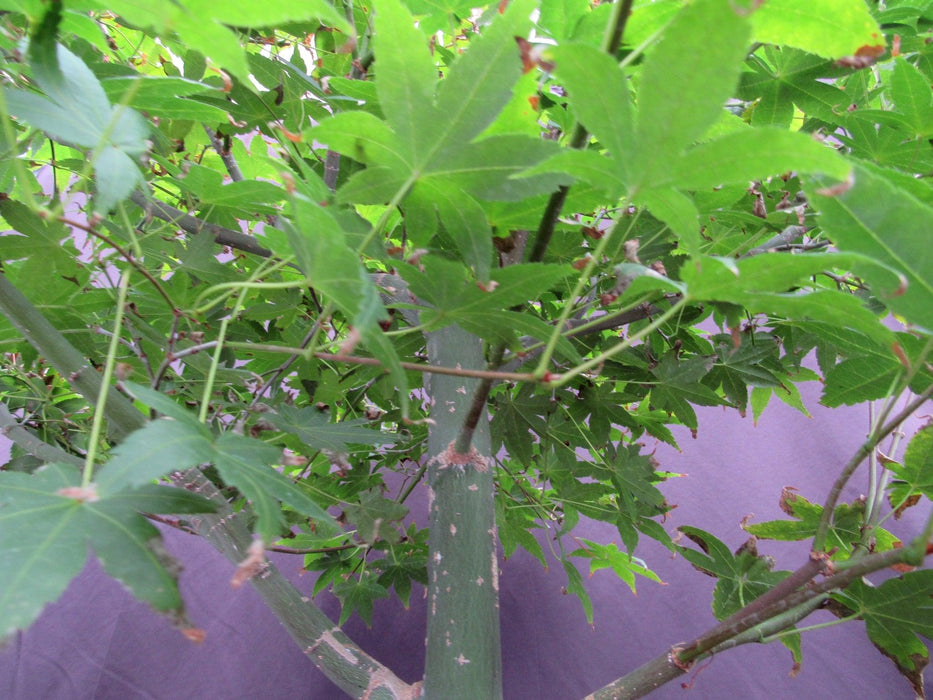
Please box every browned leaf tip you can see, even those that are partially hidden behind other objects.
[836,44,885,69]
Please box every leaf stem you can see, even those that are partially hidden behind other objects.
[198,285,250,424]
[814,382,933,551]
[81,271,131,486]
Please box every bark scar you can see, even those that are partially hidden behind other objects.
[437,442,489,473]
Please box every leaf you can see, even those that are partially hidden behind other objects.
[122,381,203,423]
[0,465,86,639]
[101,76,226,122]
[887,424,933,509]
[342,490,409,545]
[0,199,74,275]
[4,43,148,213]
[743,488,898,555]
[751,0,884,60]
[833,572,933,671]
[283,197,408,411]
[371,0,442,167]
[570,540,662,594]
[890,57,933,137]
[105,484,218,515]
[632,0,751,189]
[266,404,394,453]
[333,572,390,626]
[372,524,428,608]
[213,434,338,541]
[562,558,593,624]
[95,417,215,496]
[103,0,351,85]
[821,356,902,407]
[668,128,850,190]
[552,43,634,183]
[677,526,789,619]
[496,494,547,567]
[318,0,553,280]
[806,163,933,331]
[0,464,192,641]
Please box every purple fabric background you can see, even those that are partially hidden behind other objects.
[1,381,930,699]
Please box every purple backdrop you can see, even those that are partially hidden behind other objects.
[1,381,930,699]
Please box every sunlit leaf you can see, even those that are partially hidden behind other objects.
[752,0,883,60]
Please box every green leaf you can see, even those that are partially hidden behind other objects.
[266,404,395,453]
[636,188,701,257]
[283,198,408,410]
[752,0,883,60]
[319,0,550,280]
[633,0,751,189]
[105,484,218,515]
[496,495,547,567]
[669,128,850,190]
[743,488,898,556]
[101,76,226,122]
[890,57,933,137]
[562,558,593,624]
[833,571,933,671]
[0,199,74,275]
[96,418,215,496]
[887,424,933,509]
[677,526,789,619]
[806,164,933,331]
[371,0,441,167]
[342,489,409,544]
[185,0,351,32]
[433,0,534,147]
[372,524,428,608]
[122,381,203,423]
[0,465,86,639]
[552,42,634,183]
[333,572,390,626]
[821,355,901,407]
[0,464,191,641]
[570,540,662,594]
[4,43,148,212]
[213,433,338,541]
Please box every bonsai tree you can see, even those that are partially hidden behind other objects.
[0,0,931,696]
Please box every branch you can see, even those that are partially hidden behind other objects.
[203,126,245,182]
[0,402,84,466]
[0,272,413,699]
[59,215,178,311]
[129,190,274,259]
[0,272,146,441]
[587,543,928,699]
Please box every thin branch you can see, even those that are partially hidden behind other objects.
[203,126,245,182]
[453,344,506,454]
[739,225,806,258]
[59,215,177,311]
[525,0,635,263]
[267,542,360,555]
[311,350,538,384]
[129,190,274,259]
[324,150,341,191]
